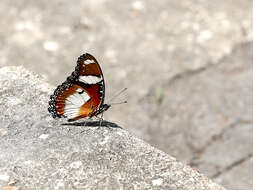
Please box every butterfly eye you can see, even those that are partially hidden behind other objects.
[77,89,84,94]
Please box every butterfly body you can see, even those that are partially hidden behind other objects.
[48,53,108,122]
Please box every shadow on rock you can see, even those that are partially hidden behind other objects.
[61,120,122,129]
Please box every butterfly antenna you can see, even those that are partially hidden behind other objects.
[107,87,127,104]
[110,100,127,105]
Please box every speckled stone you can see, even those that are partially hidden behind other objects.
[0,66,226,190]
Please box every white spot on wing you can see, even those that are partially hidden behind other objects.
[76,88,83,93]
[84,59,95,65]
[79,75,102,84]
[64,88,90,118]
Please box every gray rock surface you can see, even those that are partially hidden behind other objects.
[1,1,253,189]
[151,42,253,190]
[0,67,225,190]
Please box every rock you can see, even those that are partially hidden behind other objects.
[1,1,253,189]
[0,66,225,189]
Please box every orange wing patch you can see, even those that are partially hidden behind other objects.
[49,82,103,121]
[55,84,81,117]
[71,84,102,121]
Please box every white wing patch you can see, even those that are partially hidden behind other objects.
[84,59,95,65]
[64,88,90,118]
[79,75,102,84]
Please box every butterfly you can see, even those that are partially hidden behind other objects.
[48,53,113,122]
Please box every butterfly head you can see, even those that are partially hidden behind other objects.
[100,104,111,112]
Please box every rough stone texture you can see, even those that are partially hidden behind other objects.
[151,42,253,190]
[1,1,253,189]
[0,67,226,190]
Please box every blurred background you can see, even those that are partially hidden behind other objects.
[1,0,253,189]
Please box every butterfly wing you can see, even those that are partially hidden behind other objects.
[48,53,105,121]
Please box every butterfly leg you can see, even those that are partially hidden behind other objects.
[94,114,103,129]
[99,112,104,126]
